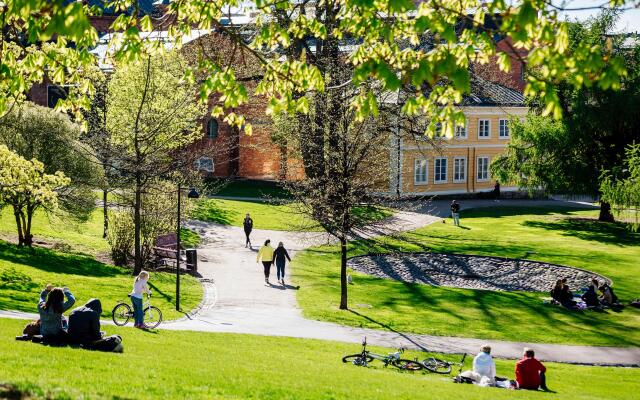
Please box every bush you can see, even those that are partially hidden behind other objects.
[107,211,134,266]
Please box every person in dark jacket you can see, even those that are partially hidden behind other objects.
[273,242,291,285]
[243,214,253,248]
[68,299,103,345]
[68,298,123,352]
[450,200,461,226]
[550,280,563,304]
[581,285,599,308]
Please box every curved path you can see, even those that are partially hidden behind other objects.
[3,200,639,366]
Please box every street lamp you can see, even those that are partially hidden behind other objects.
[176,184,200,311]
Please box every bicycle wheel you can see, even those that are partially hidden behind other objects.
[143,306,163,329]
[392,359,424,371]
[342,354,374,366]
[112,303,132,326]
[421,357,452,374]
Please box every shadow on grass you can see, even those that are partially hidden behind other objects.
[459,206,597,220]
[0,241,123,278]
[522,218,640,247]
[191,199,237,225]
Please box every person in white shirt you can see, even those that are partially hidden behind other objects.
[473,344,496,386]
[130,271,151,328]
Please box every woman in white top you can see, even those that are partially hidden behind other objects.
[130,271,151,328]
[472,344,496,386]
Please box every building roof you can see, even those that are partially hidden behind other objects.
[463,76,524,106]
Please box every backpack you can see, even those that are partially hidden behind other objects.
[88,335,124,353]
[22,320,41,337]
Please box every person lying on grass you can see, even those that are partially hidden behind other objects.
[68,299,123,353]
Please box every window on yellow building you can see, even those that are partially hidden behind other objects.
[478,119,490,138]
[477,156,490,181]
[434,157,447,183]
[455,121,467,138]
[499,119,510,138]
[453,157,466,182]
[414,159,428,185]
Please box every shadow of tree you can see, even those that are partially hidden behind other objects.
[459,206,596,220]
[191,199,237,225]
[522,218,640,247]
[0,241,123,277]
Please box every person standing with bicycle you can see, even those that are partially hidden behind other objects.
[130,271,152,329]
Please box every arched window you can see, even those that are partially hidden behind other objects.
[207,119,219,139]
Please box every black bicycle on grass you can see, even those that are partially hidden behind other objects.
[420,353,467,374]
[111,294,162,329]
[342,337,423,371]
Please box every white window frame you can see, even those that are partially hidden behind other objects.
[478,119,491,139]
[453,157,467,183]
[434,157,448,184]
[499,119,510,139]
[454,120,467,139]
[476,156,490,182]
[195,157,214,173]
[414,158,428,185]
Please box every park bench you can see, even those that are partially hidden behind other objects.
[152,233,197,272]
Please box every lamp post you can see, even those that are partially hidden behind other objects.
[176,184,200,311]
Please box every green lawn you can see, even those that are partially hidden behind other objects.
[0,208,109,255]
[293,207,640,346]
[0,241,202,321]
[193,198,392,231]
[0,318,638,399]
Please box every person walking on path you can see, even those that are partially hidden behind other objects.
[450,200,461,226]
[273,242,291,285]
[243,213,253,248]
[130,271,152,329]
[257,239,275,284]
[515,348,548,391]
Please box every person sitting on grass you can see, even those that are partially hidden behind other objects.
[581,284,599,308]
[473,344,496,386]
[559,278,577,308]
[598,284,618,306]
[550,280,563,304]
[68,298,123,352]
[38,287,75,344]
[515,348,548,391]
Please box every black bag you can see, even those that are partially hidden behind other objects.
[453,375,475,384]
[87,335,123,353]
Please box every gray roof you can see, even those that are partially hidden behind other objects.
[463,77,524,106]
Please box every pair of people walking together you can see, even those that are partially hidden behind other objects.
[257,239,291,285]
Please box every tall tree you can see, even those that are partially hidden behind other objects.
[0,102,103,222]
[600,144,640,229]
[492,11,640,221]
[0,145,70,246]
[106,51,206,274]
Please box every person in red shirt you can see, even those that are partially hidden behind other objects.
[515,348,549,391]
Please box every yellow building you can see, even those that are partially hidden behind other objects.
[388,79,527,196]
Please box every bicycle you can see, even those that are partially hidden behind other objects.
[342,337,423,371]
[420,353,467,374]
[111,294,163,329]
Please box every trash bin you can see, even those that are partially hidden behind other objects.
[186,249,197,272]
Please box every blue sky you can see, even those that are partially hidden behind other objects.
[557,0,640,32]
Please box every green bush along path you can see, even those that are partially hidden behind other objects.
[1,318,638,400]
[193,198,391,231]
[293,207,640,347]
[0,209,202,321]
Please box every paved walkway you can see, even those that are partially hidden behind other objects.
[4,200,638,366]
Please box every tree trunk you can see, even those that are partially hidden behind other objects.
[599,201,615,223]
[13,207,24,246]
[339,236,348,310]
[24,207,34,247]
[133,175,142,275]
[103,189,108,239]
